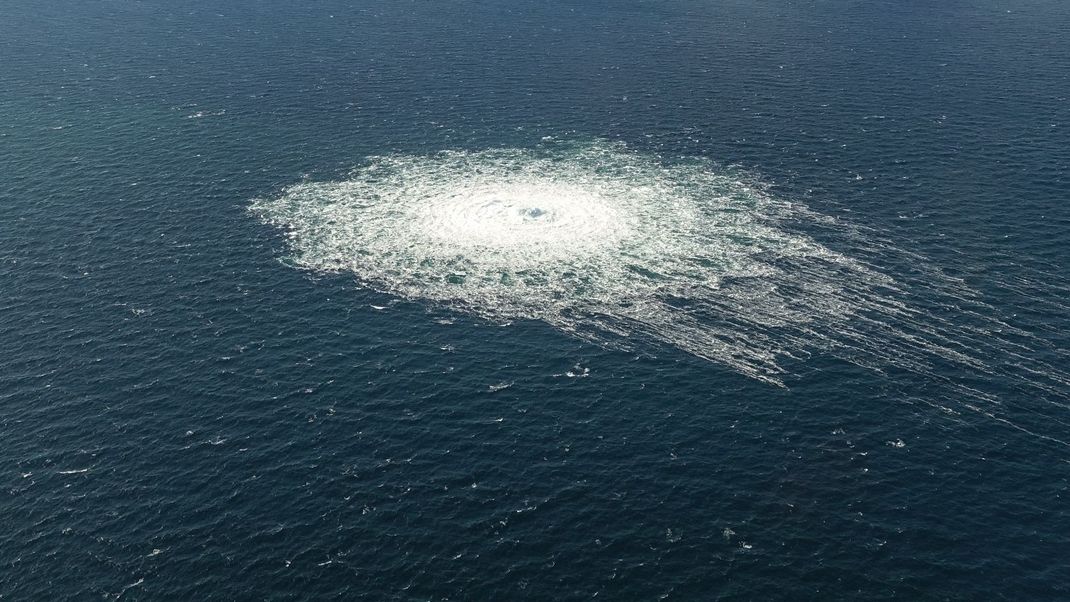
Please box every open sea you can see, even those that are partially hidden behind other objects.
[2,1,1069,599]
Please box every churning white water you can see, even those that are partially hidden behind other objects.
[252,141,883,383]
[251,140,1070,443]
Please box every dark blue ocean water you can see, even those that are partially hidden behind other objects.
[3,1,1070,599]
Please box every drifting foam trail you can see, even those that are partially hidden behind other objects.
[251,140,1070,446]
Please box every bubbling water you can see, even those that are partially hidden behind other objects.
[253,141,865,383]
[411,179,636,264]
[252,140,1070,444]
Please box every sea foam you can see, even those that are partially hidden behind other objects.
[252,140,1070,443]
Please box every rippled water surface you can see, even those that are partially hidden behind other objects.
[3,1,1070,599]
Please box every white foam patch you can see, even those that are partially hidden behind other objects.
[251,140,1070,444]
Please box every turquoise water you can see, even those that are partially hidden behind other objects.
[2,1,1069,599]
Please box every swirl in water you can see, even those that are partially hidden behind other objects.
[252,140,1070,445]
[253,140,834,383]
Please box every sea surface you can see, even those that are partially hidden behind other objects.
[2,1,1070,599]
